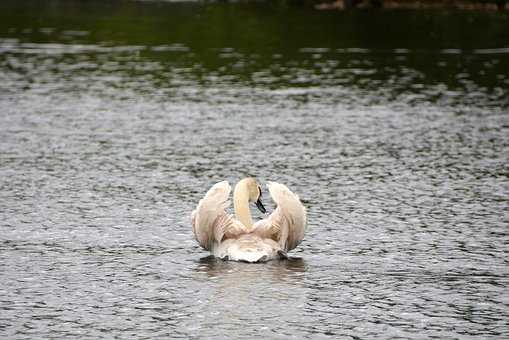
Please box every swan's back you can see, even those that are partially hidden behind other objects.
[214,234,281,263]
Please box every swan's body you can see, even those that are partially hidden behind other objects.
[191,178,307,262]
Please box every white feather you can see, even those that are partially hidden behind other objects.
[192,181,247,250]
[252,181,307,252]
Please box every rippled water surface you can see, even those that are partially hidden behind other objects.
[1,1,508,338]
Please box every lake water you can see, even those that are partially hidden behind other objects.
[1,1,508,339]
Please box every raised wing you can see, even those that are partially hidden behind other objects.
[252,181,307,252]
[191,181,248,250]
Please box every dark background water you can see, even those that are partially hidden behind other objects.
[1,1,508,339]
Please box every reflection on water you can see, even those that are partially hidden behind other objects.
[196,255,307,278]
[0,0,508,339]
[190,256,308,338]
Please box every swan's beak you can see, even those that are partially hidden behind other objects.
[255,198,266,214]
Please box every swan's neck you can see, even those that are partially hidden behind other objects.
[234,181,253,228]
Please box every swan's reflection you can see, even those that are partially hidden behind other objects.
[195,255,307,281]
[191,256,308,327]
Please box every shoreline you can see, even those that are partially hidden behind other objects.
[315,0,509,10]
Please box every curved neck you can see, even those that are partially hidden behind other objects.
[233,180,253,228]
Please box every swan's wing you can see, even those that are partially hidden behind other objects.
[191,181,248,250]
[252,181,307,252]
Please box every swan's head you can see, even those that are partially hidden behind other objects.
[240,177,266,214]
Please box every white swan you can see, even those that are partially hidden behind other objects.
[191,178,307,262]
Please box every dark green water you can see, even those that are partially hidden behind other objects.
[1,1,508,339]
[2,1,509,99]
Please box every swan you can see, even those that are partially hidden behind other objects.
[191,178,307,262]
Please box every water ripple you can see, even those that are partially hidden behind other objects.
[1,2,508,339]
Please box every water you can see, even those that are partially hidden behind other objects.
[1,1,508,338]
